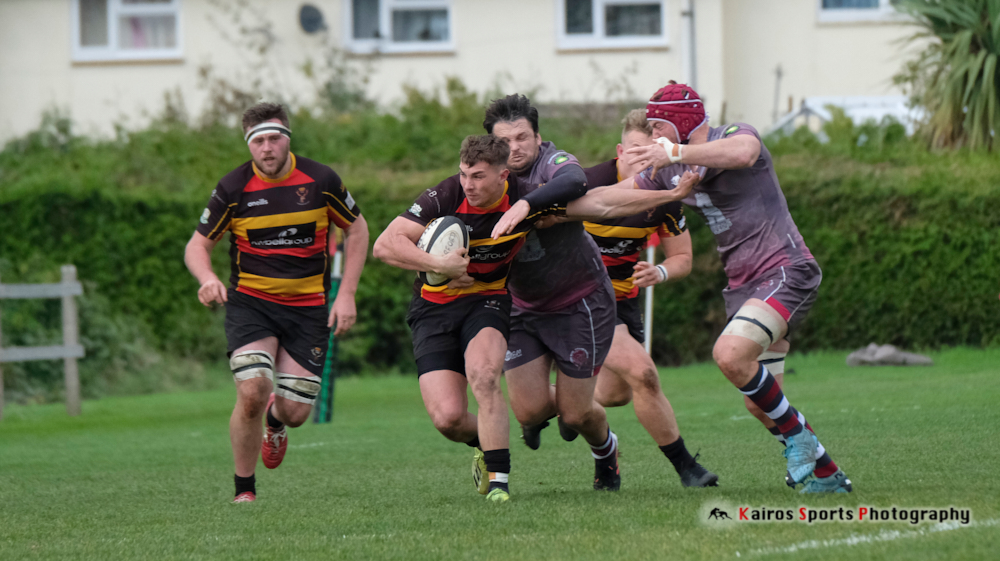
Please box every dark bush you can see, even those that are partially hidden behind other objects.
[2,91,998,401]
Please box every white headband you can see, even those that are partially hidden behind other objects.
[244,122,292,144]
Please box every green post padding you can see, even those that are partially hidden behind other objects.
[313,277,341,424]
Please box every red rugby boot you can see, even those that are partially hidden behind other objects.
[261,394,288,469]
[233,492,256,503]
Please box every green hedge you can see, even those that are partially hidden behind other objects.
[3,98,999,401]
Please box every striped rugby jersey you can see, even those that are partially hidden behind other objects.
[401,174,553,305]
[196,154,361,307]
[583,158,686,300]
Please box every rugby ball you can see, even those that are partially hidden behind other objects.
[416,216,470,286]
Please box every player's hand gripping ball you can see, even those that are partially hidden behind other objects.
[416,216,470,286]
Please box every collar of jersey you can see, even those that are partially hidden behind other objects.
[475,180,509,211]
[614,158,623,183]
[252,153,297,184]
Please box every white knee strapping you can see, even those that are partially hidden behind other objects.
[758,350,787,375]
[230,351,275,383]
[275,373,322,404]
[721,305,783,349]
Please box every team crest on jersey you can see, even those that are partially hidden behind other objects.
[200,208,210,224]
[409,203,422,217]
[549,152,570,165]
[724,125,740,136]
[569,348,589,368]
[296,187,310,205]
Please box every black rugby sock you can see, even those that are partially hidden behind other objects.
[484,449,511,492]
[234,474,256,497]
[266,406,284,430]
[660,437,695,473]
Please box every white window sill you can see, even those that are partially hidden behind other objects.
[556,36,669,52]
[345,41,455,56]
[816,9,906,24]
[72,50,184,64]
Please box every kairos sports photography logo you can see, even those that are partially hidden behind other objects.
[700,501,972,528]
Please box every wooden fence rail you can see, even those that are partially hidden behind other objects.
[0,265,84,420]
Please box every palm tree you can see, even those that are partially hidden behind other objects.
[895,0,1000,149]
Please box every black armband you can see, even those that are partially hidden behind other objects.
[523,165,588,210]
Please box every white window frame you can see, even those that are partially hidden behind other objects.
[71,0,183,62]
[816,0,903,24]
[556,0,669,51]
[343,0,455,55]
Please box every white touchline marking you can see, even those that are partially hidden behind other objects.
[745,518,999,557]
[290,442,326,449]
[730,415,754,421]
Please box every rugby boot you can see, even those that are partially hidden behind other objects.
[520,420,549,450]
[473,447,489,495]
[800,469,853,494]
[233,492,256,503]
[678,453,719,487]
[557,416,579,442]
[261,394,288,469]
[785,471,796,489]
[486,487,510,503]
[783,430,818,484]
[593,442,621,491]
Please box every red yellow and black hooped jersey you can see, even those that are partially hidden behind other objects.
[196,153,361,307]
[583,158,686,300]
[401,174,556,305]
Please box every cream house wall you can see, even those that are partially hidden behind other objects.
[719,0,921,130]
[0,0,708,142]
[1,0,919,143]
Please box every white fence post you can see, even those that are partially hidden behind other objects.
[62,266,81,416]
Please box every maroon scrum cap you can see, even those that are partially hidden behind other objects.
[645,83,708,143]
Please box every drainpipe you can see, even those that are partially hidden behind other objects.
[681,0,698,90]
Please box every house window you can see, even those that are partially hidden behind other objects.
[346,0,453,54]
[558,0,668,50]
[817,0,901,23]
[73,0,182,62]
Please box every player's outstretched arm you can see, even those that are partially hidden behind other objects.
[491,165,588,239]
[625,134,760,174]
[184,232,227,307]
[633,231,693,288]
[328,213,369,335]
[564,171,699,221]
[373,217,469,279]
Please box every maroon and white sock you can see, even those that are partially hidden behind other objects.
[739,364,803,437]
[591,429,618,460]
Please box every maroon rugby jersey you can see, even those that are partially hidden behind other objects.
[635,123,814,288]
[583,158,686,300]
[401,174,552,304]
[507,142,607,312]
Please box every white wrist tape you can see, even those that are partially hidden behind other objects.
[655,137,684,163]
[655,264,669,283]
[244,122,292,144]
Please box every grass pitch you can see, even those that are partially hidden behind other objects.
[1,348,998,560]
